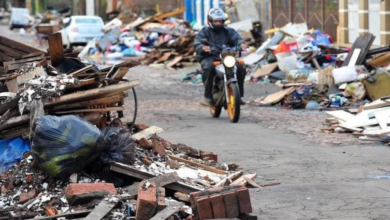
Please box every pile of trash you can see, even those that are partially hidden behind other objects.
[0,119,268,219]
[0,35,269,219]
[244,22,388,110]
[80,8,198,69]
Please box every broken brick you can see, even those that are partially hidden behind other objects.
[236,188,252,214]
[167,159,181,169]
[136,181,157,220]
[223,191,239,218]
[195,196,213,220]
[64,183,117,205]
[1,182,14,194]
[209,194,227,218]
[141,157,153,166]
[231,173,257,187]
[152,139,165,156]
[136,138,151,149]
[26,175,33,184]
[201,152,218,162]
[19,189,38,203]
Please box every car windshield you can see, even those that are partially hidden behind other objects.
[75,18,101,24]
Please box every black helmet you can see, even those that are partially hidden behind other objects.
[207,8,226,31]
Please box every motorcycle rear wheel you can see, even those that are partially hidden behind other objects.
[227,83,241,123]
[210,106,222,118]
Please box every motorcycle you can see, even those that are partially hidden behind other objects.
[201,39,245,123]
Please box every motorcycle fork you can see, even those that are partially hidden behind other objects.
[224,67,237,104]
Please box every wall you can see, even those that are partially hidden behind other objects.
[270,0,339,42]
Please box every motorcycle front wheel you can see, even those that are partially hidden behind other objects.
[227,83,241,123]
[210,106,222,118]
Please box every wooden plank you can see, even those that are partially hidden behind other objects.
[0,35,45,54]
[68,65,94,77]
[48,33,64,67]
[168,154,229,175]
[244,177,262,188]
[0,44,26,58]
[21,52,45,59]
[83,200,118,220]
[215,171,243,187]
[43,80,139,106]
[52,94,126,110]
[53,106,124,114]
[25,210,91,220]
[0,53,15,62]
[0,126,29,140]
[66,78,101,89]
[154,8,186,21]
[0,115,30,132]
[132,126,164,140]
[260,87,295,105]
[4,57,46,71]
[325,110,356,123]
[166,56,183,68]
[110,162,203,194]
[150,201,184,220]
[110,67,129,83]
[123,173,181,195]
[374,110,390,130]
[252,63,278,78]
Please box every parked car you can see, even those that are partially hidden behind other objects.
[61,16,104,48]
[9,8,30,30]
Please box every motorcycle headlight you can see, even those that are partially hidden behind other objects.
[223,56,236,68]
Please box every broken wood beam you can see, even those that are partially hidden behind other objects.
[215,171,243,187]
[0,115,30,132]
[168,154,229,175]
[150,201,184,220]
[0,35,45,54]
[51,94,127,110]
[53,106,124,114]
[123,172,181,196]
[68,65,94,77]
[24,210,91,220]
[48,33,64,67]
[83,200,118,220]
[43,80,139,106]
[132,126,164,140]
[110,162,202,194]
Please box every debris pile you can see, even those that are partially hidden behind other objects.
[80,8,198,69]
[0,35,268,219]
[0,33,140,140]
[245,22,390,111]
[0,123,271,219]
[323,97,390,142]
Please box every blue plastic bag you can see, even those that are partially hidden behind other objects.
[0,137,30,174]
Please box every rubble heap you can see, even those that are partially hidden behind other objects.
[80,8,197,69]
[0,35,273,219]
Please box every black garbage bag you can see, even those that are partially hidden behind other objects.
[100,127,136,165]
[32,115,105,178]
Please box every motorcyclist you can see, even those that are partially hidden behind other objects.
[194,8,247,106]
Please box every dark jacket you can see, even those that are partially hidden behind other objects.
[194,26,243,61]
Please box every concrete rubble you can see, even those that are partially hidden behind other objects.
[0,33,267,219]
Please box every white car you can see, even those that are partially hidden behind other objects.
[61,15,104,48]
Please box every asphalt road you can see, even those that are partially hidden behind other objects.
[2,25,390,219]
[127,65,390,220]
